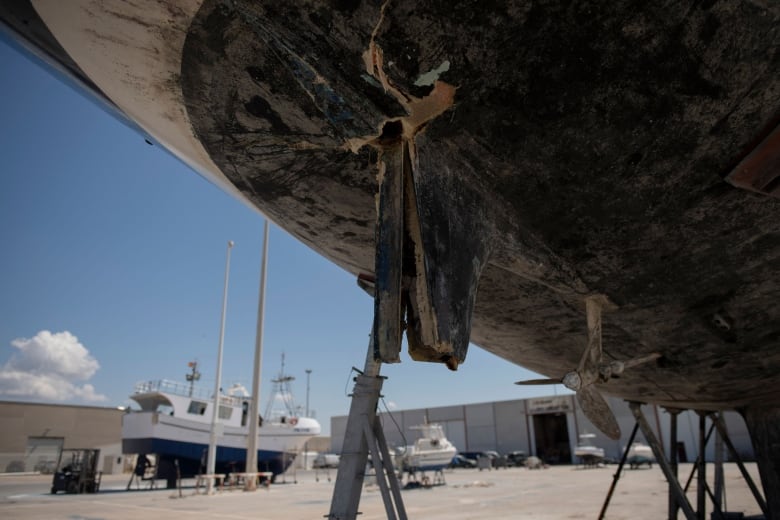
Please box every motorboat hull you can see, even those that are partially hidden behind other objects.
[401,424,457,473]
[626,443,655,468]
[402,451,457,473]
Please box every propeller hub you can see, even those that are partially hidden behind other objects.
[598,364,613,382]
[562,371,582,391]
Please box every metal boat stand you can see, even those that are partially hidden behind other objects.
[402,467,446,489]
[598,421,640,519]
[327,337,407,520]
[597,402,769,520]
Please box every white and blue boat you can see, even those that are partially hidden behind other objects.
[122,370,320,486]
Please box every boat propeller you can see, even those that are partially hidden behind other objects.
[515,295,660,440]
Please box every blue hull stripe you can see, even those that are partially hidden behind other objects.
[123,437,293,476]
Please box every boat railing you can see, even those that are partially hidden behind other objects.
[133,380,246,406]
[410,423,445,440]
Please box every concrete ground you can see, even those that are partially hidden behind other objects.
[0,463,765,519]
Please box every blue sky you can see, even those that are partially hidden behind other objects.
[0,37,558,435]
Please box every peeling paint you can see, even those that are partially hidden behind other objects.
[353,1,464,369]
[349,0,456,154]
[414,60,450,87]
[361,0,394,95]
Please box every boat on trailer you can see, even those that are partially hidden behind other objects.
[122,367,320,487]
[626,442,655,469]
[574,433,605,467]
[399,423,457,473]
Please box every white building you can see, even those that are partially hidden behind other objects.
[330,394,753,464]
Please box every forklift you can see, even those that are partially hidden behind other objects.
[51,449,102,494]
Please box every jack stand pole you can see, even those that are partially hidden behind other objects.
[681,419,728,518]
[598,421,640,519]
[327,337,407,520]
[668,408,681,520]
[682,421,715,495]
[630,402,697,520]
[713,413,724,514]
[697,412,707,520]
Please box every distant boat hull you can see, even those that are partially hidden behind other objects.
[574,447,605,457]
[122,411,318,478]
[626,443,655,468]
[402,450,457,473]
[121,378,321,483]
[122,436,289,477]
[401,424,457,473]
[575,444,605,465]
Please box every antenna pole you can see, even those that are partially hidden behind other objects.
[246,220,270,490]
[305,369,312,417]
[186,361,200,397]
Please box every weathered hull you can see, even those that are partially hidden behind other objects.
[3,0,777,409]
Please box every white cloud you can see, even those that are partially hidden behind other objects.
[0,330,107,402]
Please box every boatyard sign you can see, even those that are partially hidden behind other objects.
[527,396,572,415]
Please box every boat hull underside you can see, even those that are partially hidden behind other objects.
[176,0,780,411]
[1,0,779,421]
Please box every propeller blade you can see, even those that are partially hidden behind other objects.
[576,385,621,440]
[514,378,562,385]
[621,352,661,370]
[579,295,605,376]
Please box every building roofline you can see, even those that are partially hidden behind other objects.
[0,399,125,413]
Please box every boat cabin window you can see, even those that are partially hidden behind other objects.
[187,400,207,415]
[218,405,232,420]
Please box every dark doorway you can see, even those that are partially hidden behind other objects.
[533,413,571,464]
